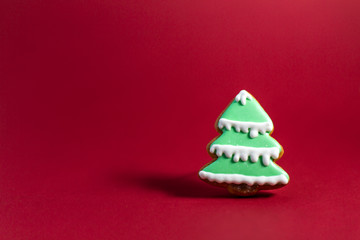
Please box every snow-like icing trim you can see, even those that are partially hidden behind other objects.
[210,144,280,166]
[235,90,252,105]
[199,171,288,186]
[218,118,273,138]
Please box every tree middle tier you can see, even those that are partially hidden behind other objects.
[210,129,282,166]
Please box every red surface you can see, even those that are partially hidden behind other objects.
[1,0,360,239]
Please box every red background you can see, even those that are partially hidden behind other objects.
[1,0,360,239]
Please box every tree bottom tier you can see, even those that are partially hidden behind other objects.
[200,156,289,182]
[200,178,287,196]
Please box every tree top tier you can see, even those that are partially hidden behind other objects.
[218,90,274,138]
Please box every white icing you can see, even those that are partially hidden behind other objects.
[199,171,288,186]
[210,144,280,166]
[218,118,273,138]
[235,90,252,105]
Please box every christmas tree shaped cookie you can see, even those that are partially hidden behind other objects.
[199,90,289,196]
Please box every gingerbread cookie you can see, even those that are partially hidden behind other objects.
[199,90,289,196]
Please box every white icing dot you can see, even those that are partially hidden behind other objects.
[262,155,271,166]
[250,153,259,162]
[240,153,248,161]
[235,90,253,105]
[250,129,259,138]
[233,152,240,162]
[224,150,232,158]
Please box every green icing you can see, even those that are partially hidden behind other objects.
[211,129,281,150]
[221,99,271,123]
[200,91,289,182]
[202,156,289,178]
